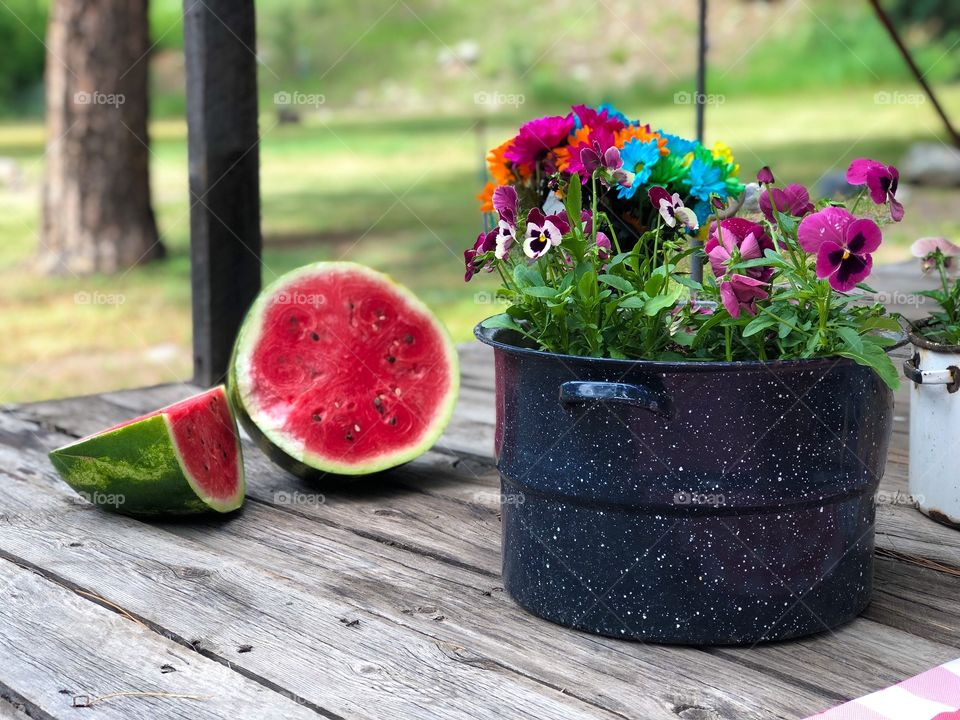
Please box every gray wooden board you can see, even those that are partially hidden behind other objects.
[1,340,959,719]
[0,556,322,720]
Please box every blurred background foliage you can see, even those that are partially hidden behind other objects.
[0,0,958,400]
[2,0,959,116]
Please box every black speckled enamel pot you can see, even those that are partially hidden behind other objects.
[475,324,895,645]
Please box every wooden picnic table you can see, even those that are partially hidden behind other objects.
[1,337,958,720]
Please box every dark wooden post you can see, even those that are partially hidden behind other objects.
[183,0,262,386]
[691,0,708,284]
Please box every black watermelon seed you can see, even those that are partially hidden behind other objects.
[386,355,396,363]
[310,332,320,341]
[404,334,414,344]
[388,417,397,426]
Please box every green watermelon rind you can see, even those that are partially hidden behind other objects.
[229,262,460,477]
[48,388,245,516]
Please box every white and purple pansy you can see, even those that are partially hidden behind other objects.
[492,185,518,260]
[648,186,699,232]
[523,207,570,260]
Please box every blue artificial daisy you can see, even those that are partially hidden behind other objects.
[659,131,698,158]
[597,103,632,127]
[617,139,662,200]
[685,157,728,201]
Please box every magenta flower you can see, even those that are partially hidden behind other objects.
[846,158,904,222]
[719,274,770,318]
[572,104,627,135]
[523,207,570,260]
[757,166,775,185]
[759,183,815,223]
[705,218,774,283]
[911,236,960,273]
[797,206,881,292]
[464,229,497,281]
[505,114,575,168]
[492,185,518,260]
[648,186,699,232]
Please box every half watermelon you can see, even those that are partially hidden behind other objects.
[229,262,459,477]
[49,386,245,515]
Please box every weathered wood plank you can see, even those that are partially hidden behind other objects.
[0,557,321,720]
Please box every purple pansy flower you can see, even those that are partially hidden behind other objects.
[580,209,612,260]
[580,142,634,188]
[492,185,518,260]
[523,207,570,260]
[911,236,960,273]
[797,206,881,292]
[704,218,774,283]
[648,186,699,232]
[846,158,904,222]
[464,229,497,282]
[719,274,770,318]
[758,183,815,223]
[505,114,575,168]
[757,166,775,185]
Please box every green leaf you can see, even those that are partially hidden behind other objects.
[481,314,522,331]
[836,346,900,390]
[644,275,665,296]
[643,285,683,316]
[742,314,778,337]
[836,326,863,353]
[598,274,634,293]
[618,295,646,309]
[672,274,703,291]
[522,286,559,299]
[577,270,597,302]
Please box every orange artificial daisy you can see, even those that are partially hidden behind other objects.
[487,139,516,186]
[614,125,669,156]
[555,125,591,172]
[477,181,495,212]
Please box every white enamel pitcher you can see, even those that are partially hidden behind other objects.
[904,329,960,527]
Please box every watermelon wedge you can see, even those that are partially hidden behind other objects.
[49,386,245,515]
[229,262,459,477]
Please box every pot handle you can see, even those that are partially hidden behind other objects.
[559,381,673,418]
[903,353,960,393]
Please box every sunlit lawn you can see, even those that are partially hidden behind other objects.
[1,85,959,401]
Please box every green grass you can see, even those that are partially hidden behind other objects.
[1,85,960,402]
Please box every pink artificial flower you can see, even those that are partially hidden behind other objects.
[523,207,570,260]
[759,183,815,223]
[797,206,881,292]
[846,157,904,222]
[505,114,575,168]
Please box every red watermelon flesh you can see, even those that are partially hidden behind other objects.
[232,263,459,475]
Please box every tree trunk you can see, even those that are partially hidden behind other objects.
[38,0,163,276]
